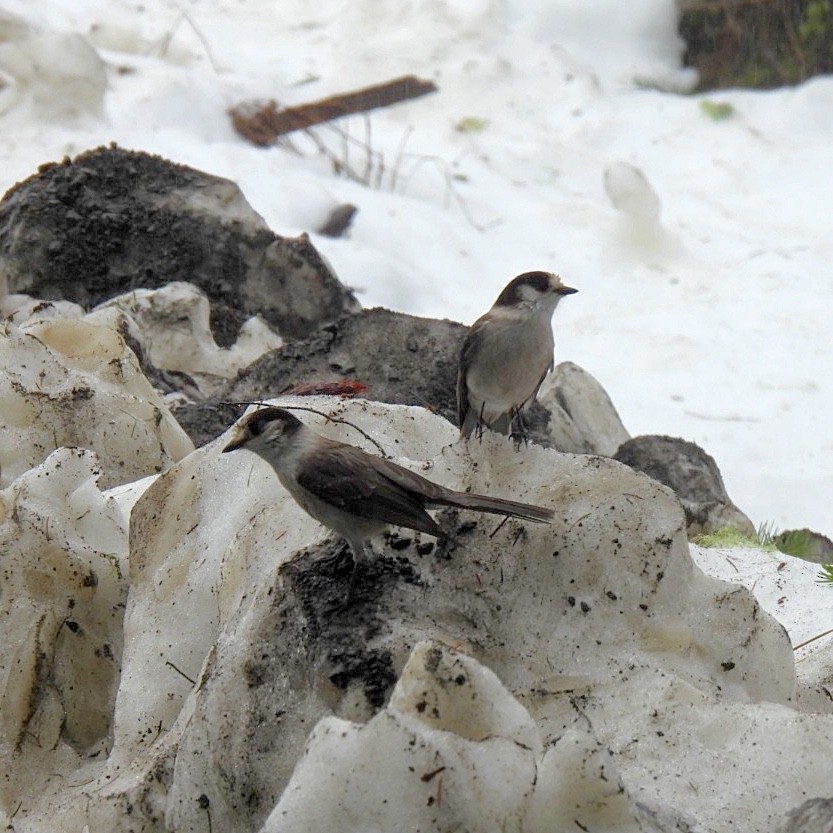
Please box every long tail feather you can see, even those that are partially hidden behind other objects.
[432,490,553,523]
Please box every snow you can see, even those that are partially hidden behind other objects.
[0,0,830,544]
[690,543,833,694]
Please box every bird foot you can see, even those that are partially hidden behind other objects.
[510,429,530,450]
[324,544,363,613]
[509,409,530,450]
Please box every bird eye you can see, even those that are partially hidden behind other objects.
[248,410,273,436]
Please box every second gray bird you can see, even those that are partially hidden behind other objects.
[222,407,553,567]
[458,270,577,441]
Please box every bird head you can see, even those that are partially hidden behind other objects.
[493,271,578,311]
[222,407,304,455]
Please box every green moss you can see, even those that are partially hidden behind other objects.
[800,0,832,48]
[454,116,489,133]
[773,528,817,559]
[692,527,775,551]
[694,522,821,560]
[699,99,734,120]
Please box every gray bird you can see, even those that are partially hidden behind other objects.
[457,270,577,441]
[222,407,553,568]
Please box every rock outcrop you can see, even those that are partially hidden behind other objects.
[224,307,467,426]
[0,146,359,342]
[613,434,756,536]
[538,360,631,455]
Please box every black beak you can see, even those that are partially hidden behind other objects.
[222,438,245,453]
[558,286,578,296]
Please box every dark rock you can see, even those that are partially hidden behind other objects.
[613,434,755,537]
[316,203,357,238]
[0,145,358,343]
[223,307,467,426]
[169,401,244,449]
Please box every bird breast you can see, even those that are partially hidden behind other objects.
[464,310,554,416]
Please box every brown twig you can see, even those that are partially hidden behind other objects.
[222,401,389,458]
[793,627,833,652]
[165,660,196,686]
[230,75,438,145]
[285,405,390,458]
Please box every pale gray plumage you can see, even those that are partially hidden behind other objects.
[458,270,577,440]
[222,407,553,563]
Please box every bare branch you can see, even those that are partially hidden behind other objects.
[230,75,438,145]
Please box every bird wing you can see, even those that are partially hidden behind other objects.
[307,442,552,523]
[295,443,444,537]
[296,439,552,531]
[457,315,491,430]
[527,355,554,408]
[366,449,554,524]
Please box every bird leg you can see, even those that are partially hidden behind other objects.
[475,401,488,441]
[509,407,530,450]
[318,539,364,614]
[337,535,378,611]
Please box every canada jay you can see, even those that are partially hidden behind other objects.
[222,407,553,565]
[458,270,577,440]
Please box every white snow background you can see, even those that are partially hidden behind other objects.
[1,1,831,654]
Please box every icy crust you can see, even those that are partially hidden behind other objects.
[1,398,831,833]
[0,317,193,489]
[91,282,283,382]
[0,448,130,812]
[3,282,284,397]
